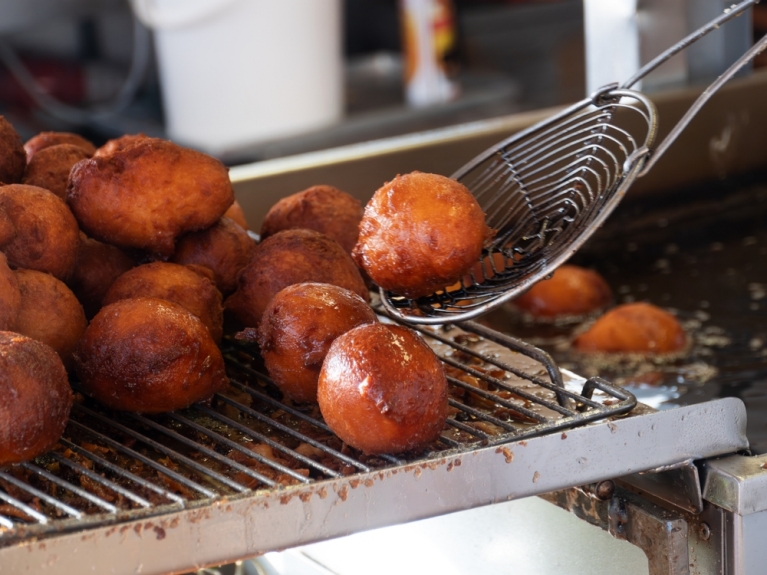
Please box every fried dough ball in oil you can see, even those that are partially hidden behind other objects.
[0,332,72,465]
[93,133,149,158]
[74,298,228,413]
[513,265,612,319]
[574,302,687,354]
[261,185,363,255]
[0,253,20,330]
[318,323,448,454]
[224,200,248,230]
[22,144,91,199]
[171,217,255,295]
[251,283,377,403]
[226,229,368,328]
[353,172,492,299]
[67,233,136,319]
[0,184,80,281]
[14,269,87,370]
[24,131,96,162]
[104,261,224,343]
[67,138,234,256]
[0,117,25,184]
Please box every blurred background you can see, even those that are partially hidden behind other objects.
[0,0,763,165]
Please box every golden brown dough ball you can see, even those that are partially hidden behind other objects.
[171,217,256,295]
[67,137,234,256]
[224,200,249,230]
[103,261,224,342]
[261,185,364,255]
[0,331,72,465]
[0,252,20,330]
[513,265,612,319]
[226,229,368,328]
[353,172,492,299]
[252,282,378,403]
[573,302,687,354]
[318,323,448,454]
[0,184,80,281]
[73,298,228,413]
[92,133,149,158]
[24,131,96,162]
[0,116,26,184]
[22,143,91,199]
[67,233,136,319]
[14,269,87,370]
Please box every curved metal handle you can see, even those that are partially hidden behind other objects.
[638,30,767,177]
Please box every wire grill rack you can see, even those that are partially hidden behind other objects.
[0,320,635,545]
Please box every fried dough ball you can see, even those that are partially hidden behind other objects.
[0,332,72,465]
[14,269,87,370]
[0,253,20,330]
[226,229,368,328]
[24,131,96,162]
[0,184,80,281]
[22,143,91,199]
[0,116,25,184]
[251,283,378,403]
[353,172,492,299]
[67,138,234,256]
[573,302,687,354]
[103,261,224,342]
[93,133,149,158]
[171,217,255,295]
[513,265,612,319]
[318,323,448,454]
[73,298,228,413]
[67,233,136,318]
[261,185,364,255]
[224,200,249,230]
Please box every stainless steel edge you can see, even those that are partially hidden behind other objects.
[0,398,747,575]
[702,453,767,515]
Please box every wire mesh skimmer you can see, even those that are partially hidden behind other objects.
[382,0,767,325]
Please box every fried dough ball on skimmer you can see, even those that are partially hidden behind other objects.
[261,185,363,255]
[513,265,613,319]
[0,331,72,465]
[14,269,87,370]
[103,261,224,343]
[574,302,687,354]
[24,131,96,162]
[226,229,368,328]
[0,184,80,281]
[353,172,492,299]
[248,282,378,403]
[171,217,255,296]
[318,323,448,454]
[22,143,91,199]
[0,253,21,330]
[67,138,234,256]
[0,116,25,184]
[73,298,228,413]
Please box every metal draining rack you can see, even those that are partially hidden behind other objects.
[0,319,635,547]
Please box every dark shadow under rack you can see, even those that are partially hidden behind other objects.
[0,320,635,545]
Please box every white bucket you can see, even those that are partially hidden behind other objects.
[130,0,343,155]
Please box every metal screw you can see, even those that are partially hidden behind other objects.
[699,522,711,541]
[595,480,615,501]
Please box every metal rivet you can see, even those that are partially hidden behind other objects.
[699,522,711,541]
